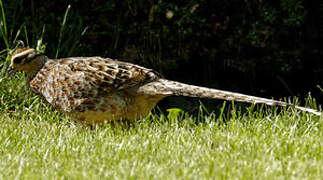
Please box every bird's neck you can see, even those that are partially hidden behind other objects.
[26,56,48,80]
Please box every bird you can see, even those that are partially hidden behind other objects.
[6,47,321,125]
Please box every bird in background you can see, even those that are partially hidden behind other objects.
[6,48,322,125]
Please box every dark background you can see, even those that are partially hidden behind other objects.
[1,0,322,111]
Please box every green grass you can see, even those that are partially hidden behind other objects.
[0,73,322,179]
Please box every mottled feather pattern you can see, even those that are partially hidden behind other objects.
[139,79,289,105]
[9,48,321,125]
[28,56,165,124]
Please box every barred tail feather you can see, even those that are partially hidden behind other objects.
[138,79,321,116]
[294,106,321,116]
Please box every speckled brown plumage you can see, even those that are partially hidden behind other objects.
[7,48,321,124]
[28,56,166,124]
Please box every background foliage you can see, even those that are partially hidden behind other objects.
[0,0,322,108]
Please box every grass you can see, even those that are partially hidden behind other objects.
[0,73,322,179]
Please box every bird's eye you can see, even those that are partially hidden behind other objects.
[13,54,28,64]
[13,57,24,64]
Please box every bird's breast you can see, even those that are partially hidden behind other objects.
[67,93,165,124]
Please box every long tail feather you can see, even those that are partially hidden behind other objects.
[138,79,321,116]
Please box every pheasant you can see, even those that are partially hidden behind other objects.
[6,48,321,124]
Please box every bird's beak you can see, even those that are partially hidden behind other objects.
[6,66,16,78]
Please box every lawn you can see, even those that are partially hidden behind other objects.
[0,73,322,179]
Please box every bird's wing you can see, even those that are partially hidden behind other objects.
[67,57,162,90]
[30,57,162,112]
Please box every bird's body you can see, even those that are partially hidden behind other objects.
[7,48,321,124]
[27,56,167,124]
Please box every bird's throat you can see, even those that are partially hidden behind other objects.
[24,56,47,79]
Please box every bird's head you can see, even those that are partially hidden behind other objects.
[7,48,46,77]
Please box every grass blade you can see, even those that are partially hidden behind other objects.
[55,4,71,58]
[0,0,9,48]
